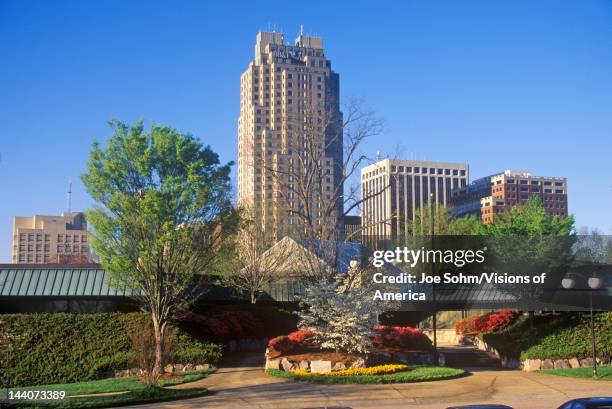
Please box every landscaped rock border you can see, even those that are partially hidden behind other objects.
[264,348,434,373]
[522,357,611,372]
[113,363,213,378]
[473,336,610,372]
[265,354,366,373]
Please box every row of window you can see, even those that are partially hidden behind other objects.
[365,167,466,179]
[17,244,88,254]
[17,233,87,243]
[505,178,564,186]
[17,255,51,263]
[17,233,50,242]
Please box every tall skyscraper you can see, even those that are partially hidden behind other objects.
[237,31,343,238]
[450,170,568,223]
[361,159,469,237]
[12,212,89,264]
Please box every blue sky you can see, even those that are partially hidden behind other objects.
[1,0,611,262]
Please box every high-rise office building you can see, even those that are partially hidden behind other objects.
[450,170,568,223]
[361,159,469,237]
[344,215,361,241]
[237,31,343,238]
[12,212,89,264]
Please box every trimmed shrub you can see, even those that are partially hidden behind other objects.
[287,329,316,344]
[455,316,479,335]
[175,334,223,364]
[269,326,432,357]
[480,312,612,360]
[372,326,433,351]
[455,310,518,335]
[1,313,223,387]
[268,335,294,358]
[267,329,316,358]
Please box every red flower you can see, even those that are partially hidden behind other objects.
[287,329,315,344]
[372,326,432,351]
[455,310,518,335]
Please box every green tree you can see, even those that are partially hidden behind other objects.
[482,196,574,236]
[483,197,575,326]
[81,120,235,382]
[404,203,484,236]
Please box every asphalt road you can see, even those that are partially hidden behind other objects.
[125,353,612,409]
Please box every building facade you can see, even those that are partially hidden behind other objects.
[237,31,343,238]
[344,215,361,241]
[361,159,469,237]
[450,170,568,223]
[11,213,89,264]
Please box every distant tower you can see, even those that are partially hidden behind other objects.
[237,30,343,238]
[67,182,72,213]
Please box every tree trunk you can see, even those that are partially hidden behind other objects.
[151,312,164,385]
[250,290,257,304]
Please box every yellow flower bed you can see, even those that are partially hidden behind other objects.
[293,364,408,377]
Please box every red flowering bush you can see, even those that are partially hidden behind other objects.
[181,310,259,338]
[372,326,433,351]
[287,329,316,344]
[455,316,479,335]
[455,310,518,335]
[267,335,294,358]
[267,329,317,358]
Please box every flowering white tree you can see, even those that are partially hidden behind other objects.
[297,263,392,354]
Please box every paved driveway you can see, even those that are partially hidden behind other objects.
[126,353,612,409]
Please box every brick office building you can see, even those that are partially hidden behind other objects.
[451,170,568,223]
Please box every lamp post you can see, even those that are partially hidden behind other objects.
[429,192,438,365]
[561,273,604,378]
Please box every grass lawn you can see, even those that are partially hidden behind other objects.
[5,369,214,408]
[266,366,465,384]
[13,369,214,396]
[540,365,612,380]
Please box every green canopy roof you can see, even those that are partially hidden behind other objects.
[0,266,133,297]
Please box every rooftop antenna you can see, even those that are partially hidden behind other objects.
[300,24,304,36]
[376,151,381,161]
[67,182,72,213]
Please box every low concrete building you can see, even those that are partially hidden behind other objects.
[11,212,90,264]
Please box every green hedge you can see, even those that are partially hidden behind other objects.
[0,313,223,388]
[479,312,612,361]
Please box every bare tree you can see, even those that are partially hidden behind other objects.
[263,97,386,280]
[228,204,292,303]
